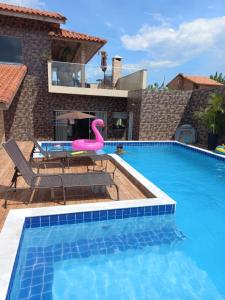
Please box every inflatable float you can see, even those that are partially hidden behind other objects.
[215,144,225,155]
[72,119,104,151]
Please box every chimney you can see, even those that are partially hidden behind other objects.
[112,56,122,87]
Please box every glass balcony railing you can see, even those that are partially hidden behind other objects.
[49,61,147,91]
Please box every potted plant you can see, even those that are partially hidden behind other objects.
[195,93,225,150]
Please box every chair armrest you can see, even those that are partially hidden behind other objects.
[37,161,64,173]
[31,174,63,188]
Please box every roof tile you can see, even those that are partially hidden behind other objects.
[182,75,224,86]
[49,29,107,44]
[0,2,66,23]
[0,64,27,106]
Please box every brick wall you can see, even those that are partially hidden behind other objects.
[168,75,194,90]
[1,16,127,141]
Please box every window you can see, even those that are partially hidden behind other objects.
[112,112,128,130]
[0,36,22,63]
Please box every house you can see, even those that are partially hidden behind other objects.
[167,73,224,91]
[0,2,147,143]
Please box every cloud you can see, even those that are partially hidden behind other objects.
[105,21,113,28]
[146,12,171,27]
[0,0,45,7]
[121,16,225,68]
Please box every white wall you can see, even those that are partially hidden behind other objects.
[115,69,148,91]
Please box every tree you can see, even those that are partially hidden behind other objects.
[194,93,225,134]
[210,72,225,84]
[147,79,169,91]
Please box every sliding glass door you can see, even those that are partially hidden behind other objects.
[54,110,107,141]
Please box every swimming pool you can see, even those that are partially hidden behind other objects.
[2,141,225,299]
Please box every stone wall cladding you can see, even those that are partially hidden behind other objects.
[1,16,127,141]
[128,90,192,140]
[127,90,142,139]
[181,86,225,144]
[128,87,225,145]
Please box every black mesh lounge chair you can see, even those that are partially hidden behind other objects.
[28,134,96,167]
[28,134,72,163]
[28,135,115,173]
[2,139,119,208]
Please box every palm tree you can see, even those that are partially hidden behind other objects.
[195,93,225,149]
[210,72,225,84]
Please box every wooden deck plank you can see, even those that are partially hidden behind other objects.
[0,142,148,231]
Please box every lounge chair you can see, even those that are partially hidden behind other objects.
[2,139,119,208]
[28,134,95,167]
[28,134,75,166]
[28,135,116,174]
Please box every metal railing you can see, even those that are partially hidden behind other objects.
[50,61,147,90]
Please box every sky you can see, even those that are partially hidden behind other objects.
[3,0,225,84]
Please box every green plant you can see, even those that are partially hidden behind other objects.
[194,93,225,134]
[210,72,225,84]
[147,78,170,91]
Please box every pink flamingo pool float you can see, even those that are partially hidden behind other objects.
[72,119,104,151]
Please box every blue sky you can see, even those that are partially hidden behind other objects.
[4,0,225,84]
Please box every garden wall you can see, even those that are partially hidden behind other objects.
[128,87,225,145]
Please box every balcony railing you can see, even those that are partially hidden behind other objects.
[48,61,147,97]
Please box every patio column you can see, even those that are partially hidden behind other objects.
[80,45,86,87]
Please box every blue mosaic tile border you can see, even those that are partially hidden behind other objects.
[175,142,225,162]
[40,140,225,162]
[24,204,175,229]
[105,141,176,146]
[105,141,225,162]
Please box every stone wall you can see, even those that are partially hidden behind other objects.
[128,87,225,144]
[128,90,192,140]
[181,86,225,144]
[1,16,127,141]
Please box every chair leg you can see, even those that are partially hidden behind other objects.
[29,188,35,204]
[51,188,55,200]
[62,186,66,205]
[114,184,119,200]
[3,189,9,209]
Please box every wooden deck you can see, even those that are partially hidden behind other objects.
[0,142,148,230]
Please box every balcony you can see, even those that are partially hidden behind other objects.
[48,61,147,98]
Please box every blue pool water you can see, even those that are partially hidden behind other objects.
[8,143,225,299]
[104,143,225,298]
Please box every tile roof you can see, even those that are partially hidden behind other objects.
[182,74,224,86]
[0,2,66,23]
[0,64,27,106]
[49,29,107,44]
